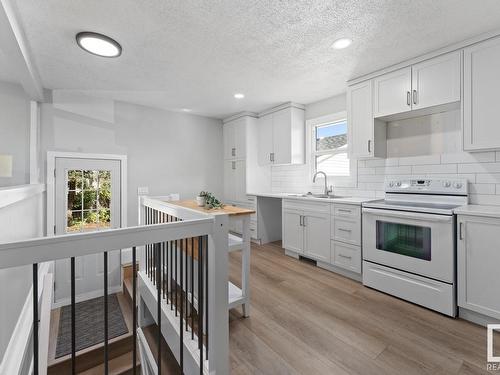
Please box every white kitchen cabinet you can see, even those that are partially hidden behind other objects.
[282,200,330,262]
[348,80,386,159]
[303,210,330,262]
[411,51,461,110]
[332,241,361,274]
[223,117,246,160]
[463,36,500,151]
[224,160,246,203]
[257,114,273,165]
[283,209,303,254]
[457,215,500,320]
[373,67,412,118]
[257,103,305,166]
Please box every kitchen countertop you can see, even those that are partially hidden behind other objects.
[248,192,377,205]
[168,200,255,216]
[454,204,500,219]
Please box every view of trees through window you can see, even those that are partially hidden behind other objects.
[66,170,111,232]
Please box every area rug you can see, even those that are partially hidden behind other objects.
[55,294,129,358]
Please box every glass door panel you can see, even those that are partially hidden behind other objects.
[376,221,431,261]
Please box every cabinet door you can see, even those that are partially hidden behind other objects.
[223,161,235,202]
[348,80,374,158]
[257,114,273,165]
[458,216,500,319]
[282,210,303,254]
[411,51,461,110]
[233,160,247,203]
[223,122,235,160]
[272,109,292,165]
[303,211,330,262]
[373,67,412,117]
[464,36,500,150]
[233,118,247,159]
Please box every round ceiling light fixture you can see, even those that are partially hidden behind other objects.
[234,93,245,99]
[76,32,122,57]
[332,38,352,50]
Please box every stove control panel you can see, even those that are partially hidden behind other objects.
[385,178,468,195]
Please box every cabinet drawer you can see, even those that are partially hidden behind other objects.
[333,204,360,219]
[332,218,361,245]
[332,241,361,273]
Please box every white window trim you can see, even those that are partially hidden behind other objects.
[306,111,357,188]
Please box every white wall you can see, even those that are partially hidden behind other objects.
[272,96,500,206]
[0,81,31,186]
[0,188,44,361]
[40,91,224,226]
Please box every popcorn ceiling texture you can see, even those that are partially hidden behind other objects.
[12,0,500,118]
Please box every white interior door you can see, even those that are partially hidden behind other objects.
[54,157,122,305]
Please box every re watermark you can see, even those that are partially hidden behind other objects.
[487,324,500,371]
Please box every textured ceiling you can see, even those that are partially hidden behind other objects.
[11,0,500,118]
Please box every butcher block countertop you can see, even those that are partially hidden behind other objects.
[167,200,255,216]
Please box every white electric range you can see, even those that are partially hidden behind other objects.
[362,178,468,316]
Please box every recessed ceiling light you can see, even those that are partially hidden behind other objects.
[182,108,192,112]
[332,38,352,50]
[234,93,245,99]
[76,32,122,58]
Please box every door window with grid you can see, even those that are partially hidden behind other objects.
[312,119,349,176]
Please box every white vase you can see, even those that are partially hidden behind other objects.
[196,196,206,207]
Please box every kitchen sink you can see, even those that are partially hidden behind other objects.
[287,193,347,199]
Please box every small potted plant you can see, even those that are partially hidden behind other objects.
[196,191,207,207]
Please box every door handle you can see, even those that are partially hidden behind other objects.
[406,91,411,106]
[367,140,371,153]
[412,90,417,105]
[232,161,236,170]
[302,216,306,227]
[271,153,275,162]
[459,222,464,240]
[231,148,236,157]
[299,215,303,226]
[338,254,352,260]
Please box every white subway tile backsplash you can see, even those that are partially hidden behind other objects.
[365,158,398,168]
[469,183,496,195]
[458,162,500,174]
[399,154,441,166]
[375,166,412,175]
[441,152,495,164]
[469,194,500,205]
[358,167,376,175]
[358,174,387,183]
[476,173,500,183]
[412,164,457,174]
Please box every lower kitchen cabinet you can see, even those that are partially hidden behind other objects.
[457,214,500,320]
[283,209,304,254]
[331,241,361,273]
[303,210,330,262]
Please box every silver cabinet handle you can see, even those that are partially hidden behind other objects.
[299,215,303,226]
[302,216,306,227]
[231,147,236,157]
[338,209,352,213]
[412,90,417,105]
[270,153,275,162]
[407,91,411,106]
[269,153,272,162]
[232,161,236,170]
[459,222,464,240]
[367,140,371,153]
[338,254,352,260]
[338,228,352,232]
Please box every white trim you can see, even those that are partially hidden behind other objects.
[0,262,50,375]
[0,184,45,209]
[46,151,128,239]
[51,285,122,309]
[29,101,41,184]
[222,111,258,123]
[347,29,500,85]
[258,101,305,117]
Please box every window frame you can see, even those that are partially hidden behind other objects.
[312,119,349,177]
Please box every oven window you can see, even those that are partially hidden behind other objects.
[376,221,431,261]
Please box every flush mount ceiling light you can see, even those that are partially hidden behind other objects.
[182,108,192,112]
[76,32,122,57]
[332,38,352,50]
[234,93,245,99]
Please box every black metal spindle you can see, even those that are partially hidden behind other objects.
[145,207,148,278]
[180,238,184,372]
[170,233,174,311]
[185,238,189,332]
[132,246,137,375]
[104,252,109,375]
[156,243,162,375]
[204,235,209,358]
[191,237,194,340]
[198,236,203,374]
[71,257,76,375]
[33,263,38,375]
[175,237,178,316]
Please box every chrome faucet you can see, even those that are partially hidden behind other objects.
[313,171,333,196]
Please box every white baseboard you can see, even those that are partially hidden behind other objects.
[459,308,500,327]
[52,285,122,309]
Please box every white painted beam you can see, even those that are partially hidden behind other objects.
[0,0,44,100]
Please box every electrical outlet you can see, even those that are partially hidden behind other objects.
[137,186,149,195]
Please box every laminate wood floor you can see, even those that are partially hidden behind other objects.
[228,242,498,375]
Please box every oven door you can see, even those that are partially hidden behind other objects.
[362,208,455,283]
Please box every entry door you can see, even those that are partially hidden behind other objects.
[54,157,122,305]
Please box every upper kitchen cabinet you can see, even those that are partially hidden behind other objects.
[373,67,412,117]
[372,51,461,119]
[223,116,247,160]
[463,36,500,151]
[348,80,386,159]
[257,103,305,166]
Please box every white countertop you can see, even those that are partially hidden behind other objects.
[454,205,500,219]
[248,192,377,205]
